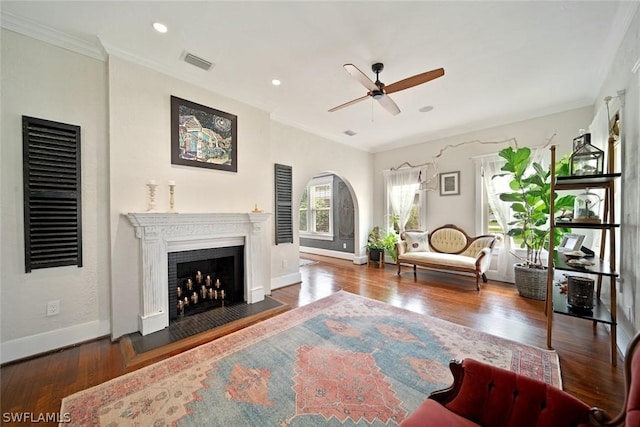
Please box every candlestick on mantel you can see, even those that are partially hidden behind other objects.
[168,181,176,213]
[146,180,158,212]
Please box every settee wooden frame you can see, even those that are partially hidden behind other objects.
[396,224,496,291]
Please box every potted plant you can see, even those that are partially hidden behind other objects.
[366,226,399,263]
[495,146,574,299]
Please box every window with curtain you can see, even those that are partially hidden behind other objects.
[477,155,514,282]
[384,168,423,233]
[476,148,546,283]
[299,176,333,239]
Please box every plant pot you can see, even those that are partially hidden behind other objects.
[368,248,384,263]
[514,263,548,300]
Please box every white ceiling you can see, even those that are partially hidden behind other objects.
[1,1,636,152]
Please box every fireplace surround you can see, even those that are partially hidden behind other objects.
[127,212,270,335]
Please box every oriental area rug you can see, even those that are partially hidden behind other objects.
[60,291,561,426]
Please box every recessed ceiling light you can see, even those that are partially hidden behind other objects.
[419,105,434,113]
[271,79,281,86]
[153,22,168,33]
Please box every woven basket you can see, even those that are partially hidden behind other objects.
[514,264,548,300]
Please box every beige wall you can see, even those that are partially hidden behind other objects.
[0,29,371,356]
[107,56,273,338]
[1,29,110,362]
[372,107,592,233]
[106,57,375,338]
[270,121,374,281]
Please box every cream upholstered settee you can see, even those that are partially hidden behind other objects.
[396,224,496,291]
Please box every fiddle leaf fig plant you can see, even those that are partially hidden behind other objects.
[495,147,574,267]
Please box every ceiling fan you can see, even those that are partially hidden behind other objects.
[328,63,445,116]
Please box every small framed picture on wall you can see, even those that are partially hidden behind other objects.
[439,171,460,196]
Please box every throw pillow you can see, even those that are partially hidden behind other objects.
[404,231,429,252]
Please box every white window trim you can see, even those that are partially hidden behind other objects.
[300,175,334,240]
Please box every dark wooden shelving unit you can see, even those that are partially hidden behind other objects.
[546,144,620,366]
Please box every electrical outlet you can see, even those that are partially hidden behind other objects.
[46,300,60,316]
[343,243,347,249]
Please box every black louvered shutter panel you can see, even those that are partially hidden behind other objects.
[23,116,82,272]
[274,163,293,244]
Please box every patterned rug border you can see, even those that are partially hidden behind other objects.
[60,290,562,423]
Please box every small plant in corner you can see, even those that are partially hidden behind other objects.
[366,226,399,262]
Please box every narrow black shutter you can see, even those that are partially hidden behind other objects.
[274,163,293,244]
[23,116,82,272]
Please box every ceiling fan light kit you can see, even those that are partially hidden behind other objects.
[329,62,445,116]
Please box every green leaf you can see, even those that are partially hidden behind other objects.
[555,194,575,210]
[507,228,523,237]
[499,193,523,202]
[511,203,526,212]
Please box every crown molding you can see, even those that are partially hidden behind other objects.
[0,11,106,61]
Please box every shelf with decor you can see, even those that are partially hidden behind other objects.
[552,251,618,277]
[545,136,620,366]
[551,283,614,324]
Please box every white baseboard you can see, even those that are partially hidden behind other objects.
[271,272,302,290]
[0,319,110,364]
[352,255,367,265]
[300,246,365,264]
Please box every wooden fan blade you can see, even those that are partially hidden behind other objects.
[344,64,379,92]
[377,94,401,116]
[384,68,445,95]
[328,94,370,112]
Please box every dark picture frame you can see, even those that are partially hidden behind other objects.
[439,171,460,196]
[171,96,237,172]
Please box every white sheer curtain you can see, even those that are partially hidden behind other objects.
[481,147,547,282]
[384,168,421,232]
[481,156,515,282]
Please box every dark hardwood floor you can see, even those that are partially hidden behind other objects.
[0,254,626,425]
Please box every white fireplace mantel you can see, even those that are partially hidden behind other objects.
[126,212,271,335]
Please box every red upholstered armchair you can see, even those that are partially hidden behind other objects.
[400,332,640,427]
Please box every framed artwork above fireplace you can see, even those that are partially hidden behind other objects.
[170,96,238,172]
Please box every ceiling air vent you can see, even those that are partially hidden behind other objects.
[183,52,214,71]
[343,130,357,136]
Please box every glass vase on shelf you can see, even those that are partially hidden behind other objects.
[573,188,601,223]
